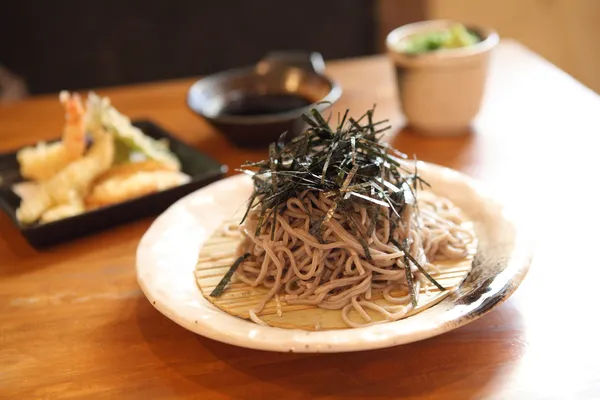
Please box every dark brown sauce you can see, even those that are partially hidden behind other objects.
[219,94,314,116]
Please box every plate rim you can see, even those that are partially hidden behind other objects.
[136,162,533,353]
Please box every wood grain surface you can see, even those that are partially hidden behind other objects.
[2,40,600,399]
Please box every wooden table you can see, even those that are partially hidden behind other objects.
[2,40,599,399]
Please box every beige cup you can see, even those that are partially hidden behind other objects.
[387,20,499,136]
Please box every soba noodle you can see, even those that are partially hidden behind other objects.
[206,106,476,329]
[232,189,473,328]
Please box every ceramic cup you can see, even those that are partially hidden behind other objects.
[386,20,499,136]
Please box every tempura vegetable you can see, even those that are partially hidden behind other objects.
[85,170,190,209]
[93,160,177,186]
[85,93,180,168]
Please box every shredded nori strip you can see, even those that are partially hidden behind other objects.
[217,106,437,296]
[400,238,418,307]
[237,107,410,234]
[210,253,251,297]
[403,247,446,292]
[390,238,446,294]
[366,206,379,238]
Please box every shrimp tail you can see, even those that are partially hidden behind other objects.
[17,91,87,181]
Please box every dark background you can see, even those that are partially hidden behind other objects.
[0,0,424,94]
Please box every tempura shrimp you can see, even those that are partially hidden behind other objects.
[17,130,114,223]
[44,129,114,204]
[59,91,87,157]
[17,91,86,181]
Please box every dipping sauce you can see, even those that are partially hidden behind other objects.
[219,93,314,116]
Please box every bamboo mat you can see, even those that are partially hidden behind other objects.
[195,217,477,331]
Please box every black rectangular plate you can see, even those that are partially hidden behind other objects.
[0,120,227,249]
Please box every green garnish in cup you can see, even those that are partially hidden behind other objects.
[401,24,480,55]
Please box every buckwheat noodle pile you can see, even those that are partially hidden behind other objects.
[209,108,474,328]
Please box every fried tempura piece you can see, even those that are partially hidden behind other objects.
[85,92,180,168]
[15,183,53,224]
[17,91,86,181]
[85,170,190,209]
[39,194,84,223]
[44,129,114,205]
[93,160,177,187]
[18,142,71,181]
[16,130,115,224]
[60,91,87,157]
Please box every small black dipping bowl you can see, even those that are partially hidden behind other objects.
[187,52,342,147]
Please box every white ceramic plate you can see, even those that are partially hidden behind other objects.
[136,162,533,353]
